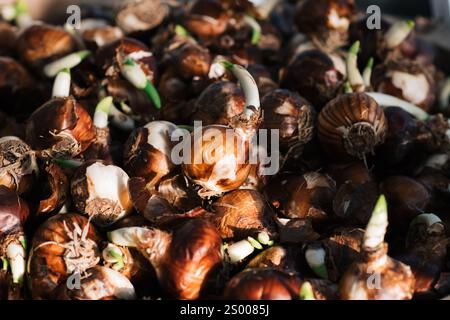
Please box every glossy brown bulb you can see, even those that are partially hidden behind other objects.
[35,162,69,216]
[261,89,315,152]
[81,23,124,51]
[295,0,355,51]
[184,0,228,39]
[327,161,373,186]
[190,81,245,126]
[26,97,95,159]
[381,176,430,228]
[224,268,302,300]
[318,93,387,161]
[265,172,336,226]
[0,22,18,56]
[280,50,345,110]
[28,214,102,299]
[372,60,436,112]
[212,189,275,240]
[17,24,76,72]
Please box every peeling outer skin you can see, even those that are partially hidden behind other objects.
[55,266,136,300]
[190,81,246,126]
[71,161,132,228]
[0,136,38,194]
[261,89,316,152]
[156,174,202,213]
[224,268,303,300]
[320,228,364,282]
[116,0,169,34]
[36,162,69,216]
[17,24,76,72]
[123,126,174,188]
[70,62,100,100]
[28,214,102,300]
[372,60,437,112]
[96,38,157,83]
[103,78,159,124]
[182,125,253,198]
[0,186,29,239]
[83,126,113,164]
[294,0,355,52]
[212,189,276,240]
[128,177,210,228]
[340,244,415,300]
[26,97,95,159]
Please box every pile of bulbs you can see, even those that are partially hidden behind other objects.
[0,0,450,300]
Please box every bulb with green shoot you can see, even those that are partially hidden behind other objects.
[120,56,161,109]
[339,195,415,300]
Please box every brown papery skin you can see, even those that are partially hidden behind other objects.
[190,81,245,126]
[184,0,228,39]
[213,189,274,240]
[17,24,76,72]
[318,93,387,162]
[123,126,174,187]
[28,214,102,299]
[36,163,69,215]
[261,89,315,151]
[26,97,95,158]
[224,268,302,300]
[340,244,415,300]
[116,0,168,34]
[155,219,222,300]
[182,125,252,197]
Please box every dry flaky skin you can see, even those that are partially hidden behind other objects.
[0,137,38,194]
[135,219,222,300]
[190,81,246,126]
[295,0,355,52]
[212,189,275,240]
[83,127,113,164]
[116,0,169,34]
[26,97,95,159]
[183,0,228,39]
[265,172,336,225]
[16,24,76,71]
[28,214,102,299]
[224,268,302,300]
[280,50,344,110]
[123,126,173,188]
[318,93,387,161]
[261,89,316,152]
[340,244,415,300]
